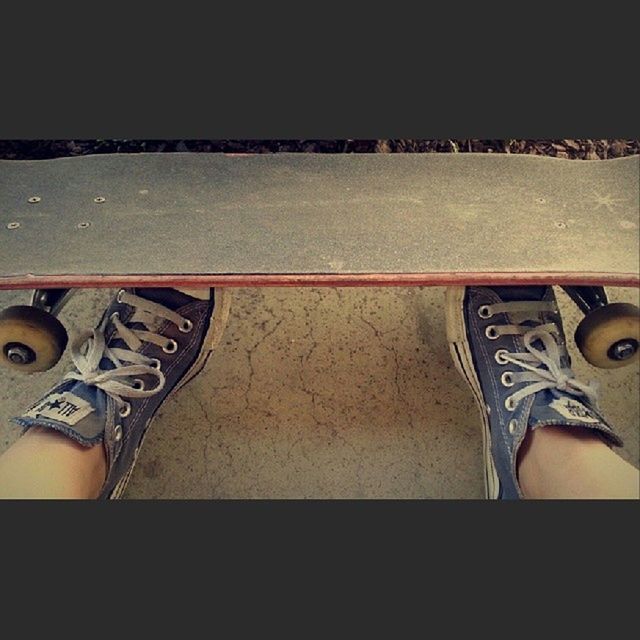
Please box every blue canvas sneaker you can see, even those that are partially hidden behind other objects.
[445,285,622,499]
[12,287,230,498]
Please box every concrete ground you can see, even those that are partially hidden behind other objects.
[0,286,638,498]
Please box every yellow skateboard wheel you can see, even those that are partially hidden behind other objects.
[0,305,68,373]
[575,303,640,369]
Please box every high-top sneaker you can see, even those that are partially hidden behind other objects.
[445,285,622,499]
[12,287,230,498]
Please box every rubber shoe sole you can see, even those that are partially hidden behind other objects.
[445,286,500,499]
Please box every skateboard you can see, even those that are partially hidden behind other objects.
[0,152,638,373]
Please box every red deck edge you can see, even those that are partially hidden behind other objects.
[0,272,638,290]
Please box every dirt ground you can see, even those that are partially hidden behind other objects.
[0,139,638,159]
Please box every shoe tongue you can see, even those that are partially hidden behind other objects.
[490,286,548,302]
[14,380,108,446]
[132,287,199,311]
[98,288,196,370]
[527,389,622,446]
[490,286,550,336]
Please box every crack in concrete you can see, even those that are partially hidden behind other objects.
[356,307,403,401]
[244,316,285,412]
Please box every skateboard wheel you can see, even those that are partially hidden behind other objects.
[575,303,640,369]
[0,305,68,373]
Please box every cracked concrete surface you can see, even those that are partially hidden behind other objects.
[0,286,638,498]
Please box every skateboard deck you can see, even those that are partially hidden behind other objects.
[0,152,638,289]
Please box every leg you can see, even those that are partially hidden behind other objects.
[446,285,638,500]
[0,427,106,499]
[517,425,639,499]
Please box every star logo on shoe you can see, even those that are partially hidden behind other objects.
[44,398,64,410]
[550,396,599,424]
[24,392,95,425]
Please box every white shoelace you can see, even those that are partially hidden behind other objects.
[484,300,599,409]
[64,291,190,414]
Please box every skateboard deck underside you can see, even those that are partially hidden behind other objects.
[0,153,638,289]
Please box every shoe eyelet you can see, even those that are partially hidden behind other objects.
[110,311,120,323]
[114,424,123,442]
[508,419,517,435]
[478,305,493,319]
[501,372,515,388]
[132,378,145,391]
[485,325,499,340]
[179,319,193,333]
[504,396,517,411]
[495,349,509,365]
[163,339,178,354]
[119,402,131,417]
[116,289,126,304]
[150,358,162,370]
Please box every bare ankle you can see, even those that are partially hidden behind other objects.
[517,425,638,499]
[4,427,107,499]
[517,425,607,499]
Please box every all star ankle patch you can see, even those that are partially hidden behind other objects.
[549,396,600,424]
[23,392,95,426]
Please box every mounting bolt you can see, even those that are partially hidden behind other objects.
[610,340,637,361]
[6,344,36,365]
